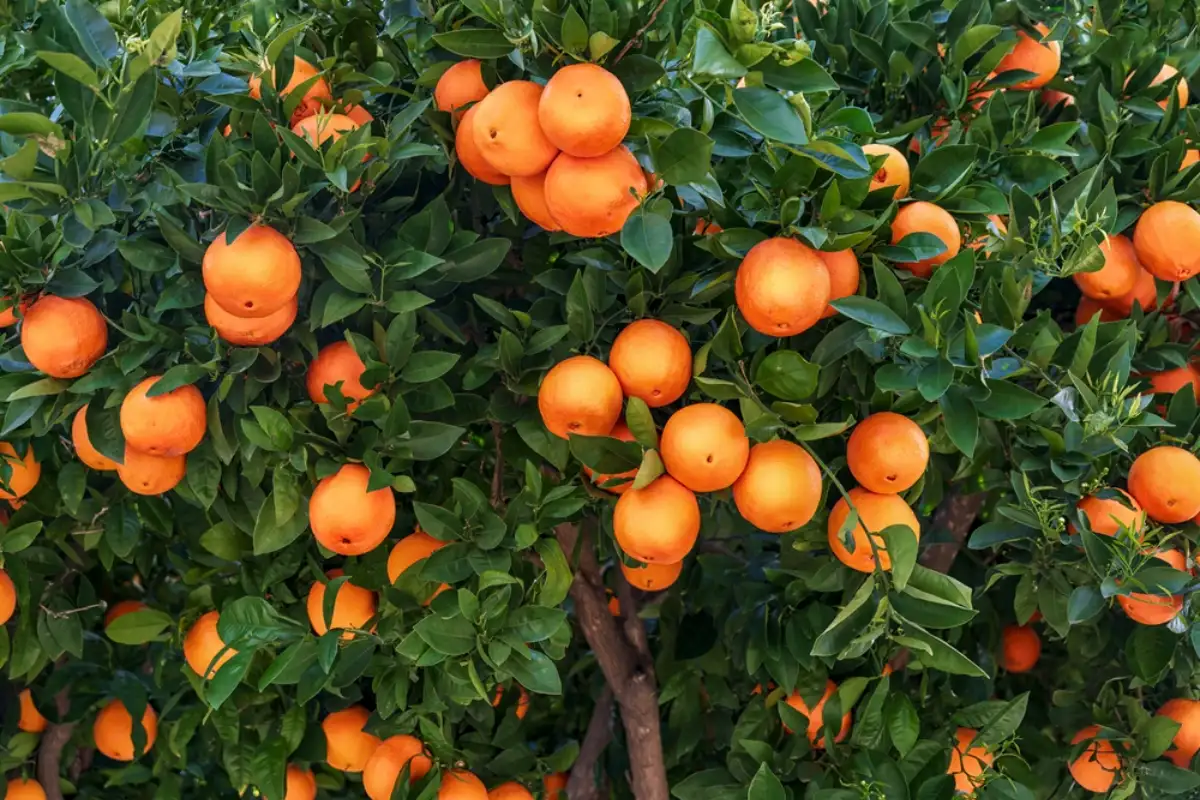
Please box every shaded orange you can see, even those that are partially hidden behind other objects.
[543,146,648,238]
[292,113,358,147]
[1074,234,1141,300]
[537,355,623,439]
[732,439,821,533]
[20,295,108,378]
[492,684,530,719]
[695,219,722,235]
[434,60,489,116]
[735,237,831,336]
[387,529,449,603]
[511,170,561,231]
[73,405,118,470]
[249,56,332,126]
[19,688,47,733]
[817,249,860,319]
[472,81,559,177]
[585,420,638,495]
[1106,266,1172,316]
[612,475,700,564]
[205,293,296,346]
[322,705,381,773]
[1133,201,1200,281]
[968,215,1008,252]
[784,680,851,747]
[620,558,683,591]
[0,570,13,625]
[608,319,691,407]
[0,296,29,327]
[363,734,433,800]
[0,442,39,501]
[1145,365,1200,399]
[120,376,207,457]
[543,773,568,800]
[1118,548,1187,625]
[117,448,185,496]
[344,104,374,126]
[184,610,236,678]
[1128,445,1200,522]
[660,403,749,492]
[994,23,1061,90]
[1184,149,1200,170]
[455,104,510,186]
[439,770,488,800]
[846,412,929,494]
[538,64,631,157]
[280,765,317,800]
[827,487,920,572]
[1000,624,1040,672]
[104,599,148,626]
[307,571,377,638]
[1143,63,1189,109]
[488,782,535,800]
[307,341,374,409]
[5,779,46,800]
[891,201,962,277]
[310,463,396,556]
[948,728,994,793]
[1157,698,1200,768]
[1076,490,1145,537]
[1069,725,1124,793]
[93,699,158,761]
[862,144,910,198]
[1041,87,1075,107]
[1075,296,1121,326]
[202,225,301,318]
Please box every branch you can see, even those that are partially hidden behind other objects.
[490,420,504,510]
[37,688,74,800]
[566,686,615,800]
[610,0,671,65]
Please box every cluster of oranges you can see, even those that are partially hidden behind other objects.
[201,224,301,347]
[439,59,647,239]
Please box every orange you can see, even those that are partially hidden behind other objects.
[784,680,851,747]
[732,439,822,533]
[1041,87,1075,107]
[493,684,531,719]
[543,146,648,238]
[249,56,331,126]
[104,599,148,627]
[0,569,16,625]
[827,487,920,573]
[1073,235,1141,300]
[1069,726,1124,793]
[307,570,377,638]
[19,688,47,733]
[344,104,374,126]
[73,405,118,470]
[537,355,623,439]
[817,249,860,319]
[620,558,683,591]
[1107,266,1170,316]
[5,779,46,800]
[472,81,560,176]
[120,376,207,457]
[947,728,994,793]
[1118,547,1187,625]
[1157,698,1200,768]
[1184,149,1200,170]
[387,529,449,602]
[183,610,236,678]
[1128,445,1200,522]
[322,705,381,773]
[584,420,639,495]
[659,403,749,492]
[1075,296,1121,326]
[735,237,831,336]
[846,412,929,494]
[93,699,158,761]
[434,60,490,116]
[203,225,301,318]
[455,104,510,186]
[0,442,39,500]
[862,144,910,198]
[439,770,488,800]
[205,293,297,346]
[363,735,432,800]
[1076,490,1145,537]
[695,219,723,235]
[0,295,29,327]
[538,64,631,157]
[612,475,700,564]
[999,624,1040,672]
[994,23,1061,90]
[608,319,691,407]
[1144,63,1189,109]
[1133,201,1200,281]
[1146,365,1200,398]
[307,340,374,410]
[511,171,561,231]
[117,448,186,496]
[543,773,568,799]
[292,113,359,147]
[890,201,962,277]
[488,782,535,800]
[281,765,317,800]
[310,463,396,556]
[20,295,108,378]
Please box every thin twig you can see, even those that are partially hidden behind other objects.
[610,0,671,65]
[490,420,505,510]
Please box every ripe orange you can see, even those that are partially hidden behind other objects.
[584,420,639,494]
[1157,698,1200,768]
[307,570,377,638]
[105,599,148,627]
[1133,201,1200,281]
[1041,87,1075,107]
[455,105,510,186]
[543,773,567,800]
[999,624,1040,672]
[827,487,920,573]
[538,64,631,157]
[735,237,831,336]
[310,463,396,556]
[0,569,16,625]
[1107,266,1171,316]
[120,376,207,457]
[732,439,822,533]
[608,319,692,407]
[203,225,302,318]
[292,113,358,147]
[620,558,684,591]
[543,146,648,238]
[322,705,381,773]
[947,728,994,793]
[1118,548,1187,625]
[73,405,118,471]
[488,782,535,800]
[307,341,375,409]
[968,215,1008,252]
[1075,296,1121,326]
[0,442,39,500]
[0,296,29,327]
[612,475,700,564]
[1143,63,1189,109]
[249,56,332,126]
[493,684,531,719]
[816,249,860,319]
[511,171,561,231]
[184,611,237,678]
[344,104,374,126]
[434,60,489,116]
[363,734,433,800]
[994,23,1061,90]
[282,765,317,800]
[387,529,449,602]
[537,355,623,439]
[1073,235,1141,300]
[20,295,108,378]
[695,219,722,235]
[846,412,929,494]
[784,680,851,747]
[472,81,560,177]
[1069,726,1124,793]
[862,144,910,198]
[1076,490,1145,537]
[205,293,297,346]
[1128,445,1200,522]
[5,779,46,800]
[1184,149,1200,170]
[890,201,962,277]
[1146,365,1200,398]
[660,403,749,492]
[438,770,488,800]
[117,448,186,496]
[19,688,47,733]
[93,699,158,761]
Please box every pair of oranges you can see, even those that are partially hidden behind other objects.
[440,60,646,239]
[17,689,158,763]
[202,224,302,347]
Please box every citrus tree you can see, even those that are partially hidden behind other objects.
[2,0,1200,798]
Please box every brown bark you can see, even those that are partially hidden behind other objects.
[555,522,669,800]
[566,686,614,800]
[37,688,75,800]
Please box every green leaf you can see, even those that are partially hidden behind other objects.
[1067,585,1105,624]
[747,763,785,800]
[885,693,920,757]
[561,7,588,56]
[566,271,594,342]
[252,497,309,555]
[432,29,514,58]
[830,296,910,335]
[507,650,562,694]
[1141,762,1200,794]
[65,0,119,67]
[939,388,978,457]
[974,382,1047,420]
[506,607,567,642]
[534,538,572,607]
[733,88,808,144]
[625,397,657,448]
[569,433,642,473]
[652,129,714,185]
[111,71,157,144]
[250,406,294,451]
[621,209,673,273]
[150,364,208,395]
[692,27,747,79]
[882,525,918,591]
[0,113,63,137]
[401,351,460,383]
[911,146,978,198]
[37,51,100,87]
[754,351,819,400]
[105,609,173,645]
[917,358,953,401]
[1126,625,1177,683]
[414,614,475,656]
[631,449,665,490]
[951,25,1001,66]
